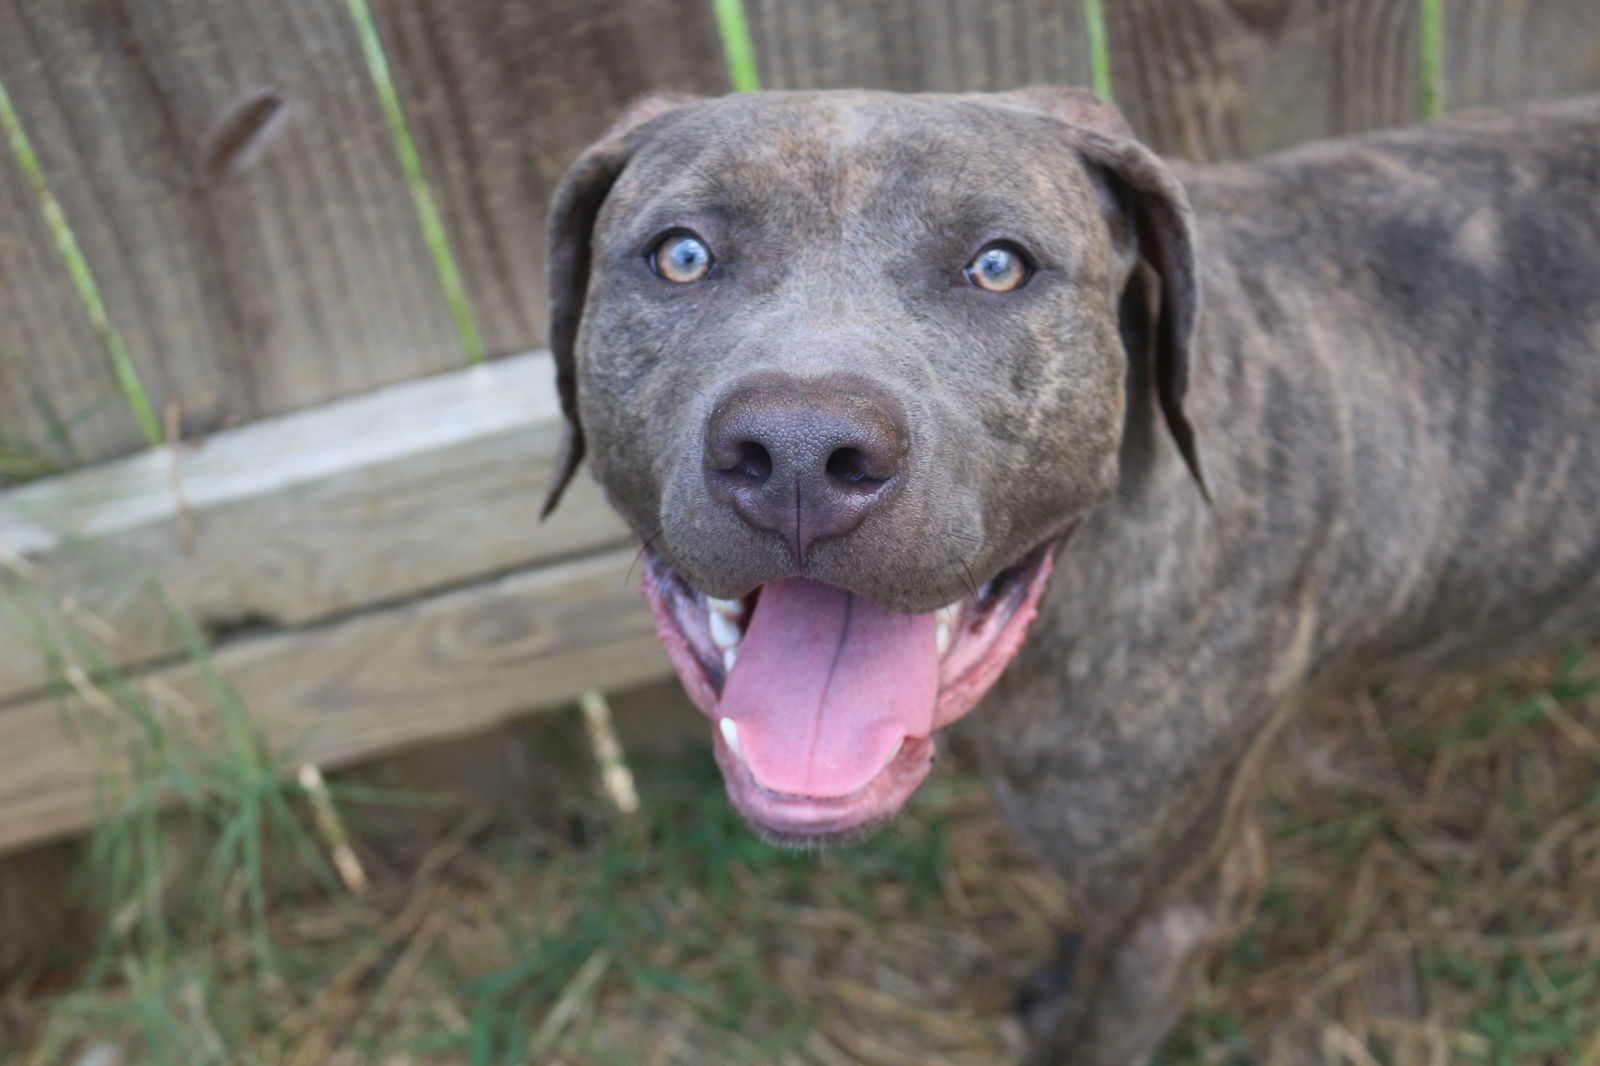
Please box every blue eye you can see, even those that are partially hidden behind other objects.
[965,243,1030,292]
[652,232,714,283]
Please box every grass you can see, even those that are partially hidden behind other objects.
[442,748,968,1065]
[1162,651,1600,1065]
[5,646,1600,1064]
[1419,0,1445,120]
[1083,0,1114,103]
[707,0,1116,102]
[0,77,161,449]
[712,0,761,93]
[346,0,483,365]
[7,718,1048,1065]
[7,365,90,475]
[0,440,62,488]
[1,483,1595,1063]
[0,559,362,1066]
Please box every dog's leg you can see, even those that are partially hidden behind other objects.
[1020,819,1266,1066]
[988,662,1295,1066]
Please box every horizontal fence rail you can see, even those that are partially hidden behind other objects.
[0,353,660,852]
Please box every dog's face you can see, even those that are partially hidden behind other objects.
[544,90,1199,843]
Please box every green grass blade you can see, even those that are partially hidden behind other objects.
[0,442,61,485]
[1084,0,1114,102]
[21,364,82,465]
[346,0,484,364]
[713,0,761,92]
[1420,0,1444,119]
[0,76,162,447]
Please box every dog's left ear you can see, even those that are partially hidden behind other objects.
[541,94,699,518]
[995,88,1208,500]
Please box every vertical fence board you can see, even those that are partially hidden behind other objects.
[1445,0,1600,111]
[747,0,1090,92]
[5,0,1597,474]
[0,143,119,468]
[365,0,730,360]
[1102,0,1422,162]
[0,0,462,466]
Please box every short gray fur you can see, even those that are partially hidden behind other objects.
[543,89,1600,1064]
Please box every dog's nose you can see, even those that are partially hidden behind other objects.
[706,375,908,560]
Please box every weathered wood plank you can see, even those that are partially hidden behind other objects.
[0,351,625,703]
[0,0,461,466]
[1444,0,1600,111]
[747,0,1090,92]
[366,0,731,360]
[4,0,1599,478]
[0,547,669,854]
[1102,0,1423,162]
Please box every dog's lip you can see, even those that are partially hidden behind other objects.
[712,732,934,843]
[640,533,1062,839]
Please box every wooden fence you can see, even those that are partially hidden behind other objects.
[0,0,1596,855]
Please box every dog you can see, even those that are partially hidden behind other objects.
[539,88,1600,1063]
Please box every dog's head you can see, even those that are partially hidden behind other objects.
[543,89,1201,843]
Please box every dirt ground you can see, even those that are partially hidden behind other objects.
[5,651,1600,1065]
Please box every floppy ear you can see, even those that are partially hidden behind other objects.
[541,94,698,518]
[995,88,1209,500]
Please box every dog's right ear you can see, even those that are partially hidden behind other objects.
[542,94,698,518]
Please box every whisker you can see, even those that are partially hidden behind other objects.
[959,559,981,601]
[626,527,664,588]
[687,162,736,201]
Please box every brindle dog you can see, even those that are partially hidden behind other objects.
[540,89,1600,1063]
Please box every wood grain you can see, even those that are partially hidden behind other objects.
[0,0,462,466]
[0,351,627,704]
[5,0,1599,472]
[0,547,670,854]
[1102,0,1423,162]
[0,128,116,467]
[746,0,1090,92]
[1444,0,1600,111]
[364,0,730,361]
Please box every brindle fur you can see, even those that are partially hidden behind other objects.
[543,90,1600,1064]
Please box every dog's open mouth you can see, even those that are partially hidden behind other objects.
[641,539,1058,842]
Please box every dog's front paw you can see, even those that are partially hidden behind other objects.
[1009,931,1082,1053]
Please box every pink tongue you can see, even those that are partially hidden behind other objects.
[719,578,940,797]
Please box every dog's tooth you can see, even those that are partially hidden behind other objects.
[706,596,744,619]
[936,620,951,656]
[723,645,739,674]
[719,717,744,760]
[888,737,905,761]
[708,609,742,650]
[935,602,961,628]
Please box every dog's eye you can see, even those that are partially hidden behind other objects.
[651,232,714,283]
[964,243,1030,292]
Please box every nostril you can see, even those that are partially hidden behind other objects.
[825,446,886,489]
[725,440,772,482]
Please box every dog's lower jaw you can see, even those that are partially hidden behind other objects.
[640,537,1060,842]
[713,733,934,846]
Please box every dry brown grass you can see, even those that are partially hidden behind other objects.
[5,650,1600,1066]
[1180,652,1600,1066]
